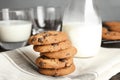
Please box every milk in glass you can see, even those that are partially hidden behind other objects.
[0,20,32,49]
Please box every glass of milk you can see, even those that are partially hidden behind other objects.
[0,9,32,50]
[62,0,102,57]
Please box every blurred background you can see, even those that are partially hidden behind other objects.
[0,0,120,21]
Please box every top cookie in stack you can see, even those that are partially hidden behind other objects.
[29,31,69,45]
[28,31,77,76]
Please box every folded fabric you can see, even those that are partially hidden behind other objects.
[0,50,70,80]
[0,45,120,80]
[97,63,120,80]
[18,45,120,80]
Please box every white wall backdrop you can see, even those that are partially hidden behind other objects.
[0,0,120,21]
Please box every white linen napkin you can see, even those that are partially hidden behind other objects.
[0,48,71,80]
[0,45,120,80]
[19,45,120,80]
[18,46,120,80]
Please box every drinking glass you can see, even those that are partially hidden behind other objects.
[0,9,32,50]
[30,6,62,35]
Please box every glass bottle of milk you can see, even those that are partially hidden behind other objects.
[62,0,102,57]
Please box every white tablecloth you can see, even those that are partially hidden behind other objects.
[0,45,120,80]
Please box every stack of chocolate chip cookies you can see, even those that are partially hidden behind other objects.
[28,31,77,76]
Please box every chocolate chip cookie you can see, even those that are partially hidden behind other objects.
[28,31,69,45]
[39,64,75,76]
[40,46,77,58]
[36,56,73,69]
[104,22,120,32]
[102,31,120,40]
[33,40,72,53]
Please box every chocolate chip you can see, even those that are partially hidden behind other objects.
[43,33,49,39]
[38,37,44,43]
[105,32,110,35]
[53,72,58,77]
[31,38,36,42]
[59,59,66,62]
[51,43,58,47]
[44,33,49,37]
[39,62,46,67]
[40,55,49,59]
